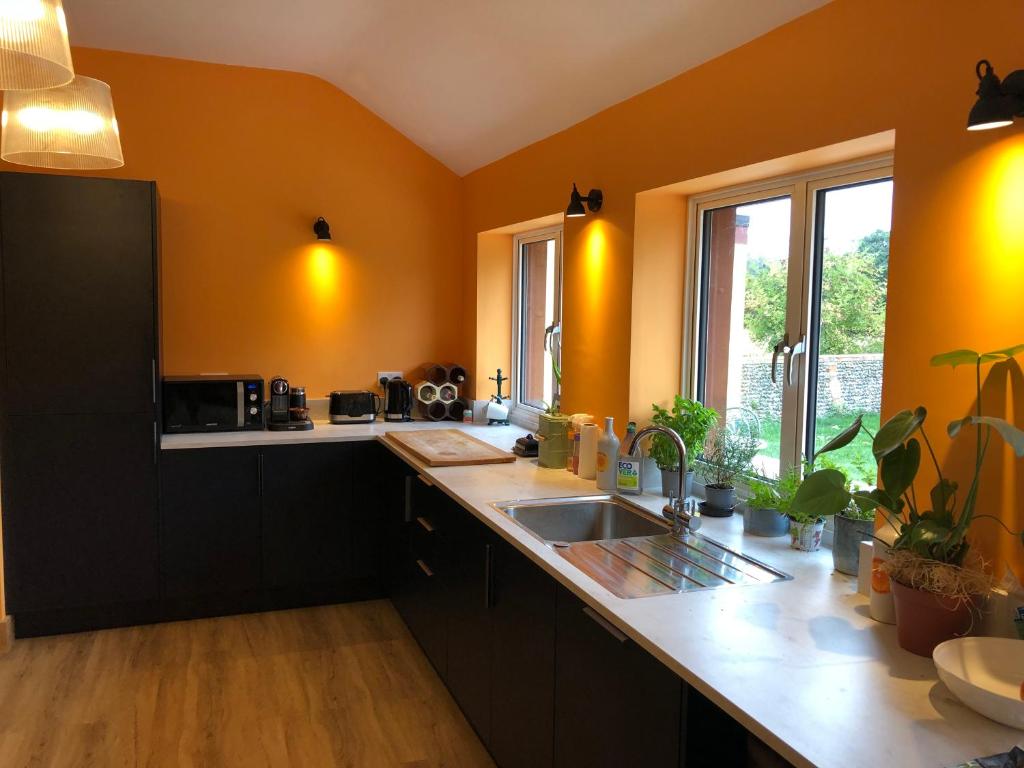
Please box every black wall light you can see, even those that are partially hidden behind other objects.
[968,59,1024,131]
[565,183,603,218]
[313,216,332,241]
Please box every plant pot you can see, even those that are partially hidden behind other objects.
[659,468,694,498]
[789,518,825,551]
[832,514,875,575]
[890,579,981,657]
[536,413,569,469]
[704,484,735,512]
[743,505,789,537]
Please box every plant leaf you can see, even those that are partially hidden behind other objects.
[979,343,1024,364]
[929,478,958,527]
[880,438,920,500]
[790,469,850,521]
[971,416,1024,457]
[947,417,971,439]
[873,407,926,460]
[930,349,980,368]
[813,415,863,459]
[853,488,902,515]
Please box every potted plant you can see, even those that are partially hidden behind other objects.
[793,344,1024,656]
[700,423,758,515]
[744,466,800,537]
[650,396,718,498]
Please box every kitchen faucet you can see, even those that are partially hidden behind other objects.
[626,425,700,537]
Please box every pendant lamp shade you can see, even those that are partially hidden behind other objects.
[2,75,124,169]
[0,0,73,90]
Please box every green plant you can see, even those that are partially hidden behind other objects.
[650,396,718,471]
[749,465,802,516]
[793,344,1024,575]
[700,424,758,488]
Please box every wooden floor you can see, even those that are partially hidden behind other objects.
[0,601,495,768]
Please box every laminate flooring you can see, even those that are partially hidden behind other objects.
[0,600,494,768]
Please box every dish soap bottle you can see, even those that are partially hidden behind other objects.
[596,416,620,490]
[616,421,642,495]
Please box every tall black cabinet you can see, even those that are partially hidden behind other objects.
[0,172,160,632]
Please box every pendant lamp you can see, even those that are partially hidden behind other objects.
[0,0,73,90]
[1,75,124,169]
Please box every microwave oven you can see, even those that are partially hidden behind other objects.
[162,375,265,433]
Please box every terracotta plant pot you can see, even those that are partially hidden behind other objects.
[789,518,825,551]
[890,579,981,657]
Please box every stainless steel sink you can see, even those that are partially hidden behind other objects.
[491,495,791,599]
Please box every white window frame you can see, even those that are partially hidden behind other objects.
[511,225,563,428]
[683,155,894,478]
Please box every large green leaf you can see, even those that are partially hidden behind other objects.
[973,416,1024,457]
[814,415,863,459]
[873,407,926,460]
[930,349,981,368]
[947,416,971,439]
[907,518,953,559]
[853,487,904,515]
[979,343,1024,364]
[929,478,958,527]
[791,469,850,521]
[880,438,920,500]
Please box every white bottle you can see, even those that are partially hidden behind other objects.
[596,417,620,491]
[579,423,599,480]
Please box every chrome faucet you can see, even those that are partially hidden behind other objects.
[626,425,700,537]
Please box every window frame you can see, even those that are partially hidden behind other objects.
[511,225,564,425]
[683,155,894,478]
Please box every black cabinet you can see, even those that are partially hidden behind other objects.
[443,500,494,744]
[489,538,557,768]
[554,587,685,768]
[1,414,159,613]
[391,475,449,678]
[262,442,355,590]
[0,173,157,416]
[0,173,160,633]
[159,447,261,600]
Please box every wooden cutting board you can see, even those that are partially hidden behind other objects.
[384,429,516,467]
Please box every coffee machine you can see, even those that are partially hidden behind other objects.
[267,376,314,431]
[384,377,413,422]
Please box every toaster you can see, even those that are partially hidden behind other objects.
[329,390,380,424]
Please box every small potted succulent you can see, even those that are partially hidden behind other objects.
[700,424,758,515]
[650,396,718,498]
[794,344,1024,655]
[743,466,800,537]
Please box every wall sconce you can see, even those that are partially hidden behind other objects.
[967,59,1024,131]
[565,183,603,218]
[313,216,332,241]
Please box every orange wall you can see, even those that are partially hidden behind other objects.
[463,0,1024,574]
[2,47,465,396]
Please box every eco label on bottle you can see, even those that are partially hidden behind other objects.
[616,459,640,490]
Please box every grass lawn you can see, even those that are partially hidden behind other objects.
[756,410,881,483]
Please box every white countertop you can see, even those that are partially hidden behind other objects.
[162,421,1022,767]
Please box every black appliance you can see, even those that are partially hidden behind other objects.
[162,375,264,433]
[384,378,413,422]
[330,390,380,424]
[268,376,313,431]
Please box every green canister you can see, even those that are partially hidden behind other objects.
[537,413,570,468]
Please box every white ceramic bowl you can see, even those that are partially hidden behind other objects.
[933,637,1024,730]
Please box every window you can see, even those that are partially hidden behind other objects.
[513,227,563,415]
[689,160,893,481]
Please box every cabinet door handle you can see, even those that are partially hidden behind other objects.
[484,543,493,610]
[417,474,433,487]
[152,421,158,465]
[416,516,435,533]
[151,359,157,404]
[403,476,413,523]
[583,606,628,643]
[258,453,264,496]
[416,559,434,577]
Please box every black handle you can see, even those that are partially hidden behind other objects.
[152,421,158,465]
[583,606,628,643]
[484,543,493,610]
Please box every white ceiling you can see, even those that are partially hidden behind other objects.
[65,0,831,175]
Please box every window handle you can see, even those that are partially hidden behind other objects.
[787,336,806,387]
[770,335,786,385]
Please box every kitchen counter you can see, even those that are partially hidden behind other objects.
[163,420,1022,767]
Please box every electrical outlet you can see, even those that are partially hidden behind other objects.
[377,371,403,388]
